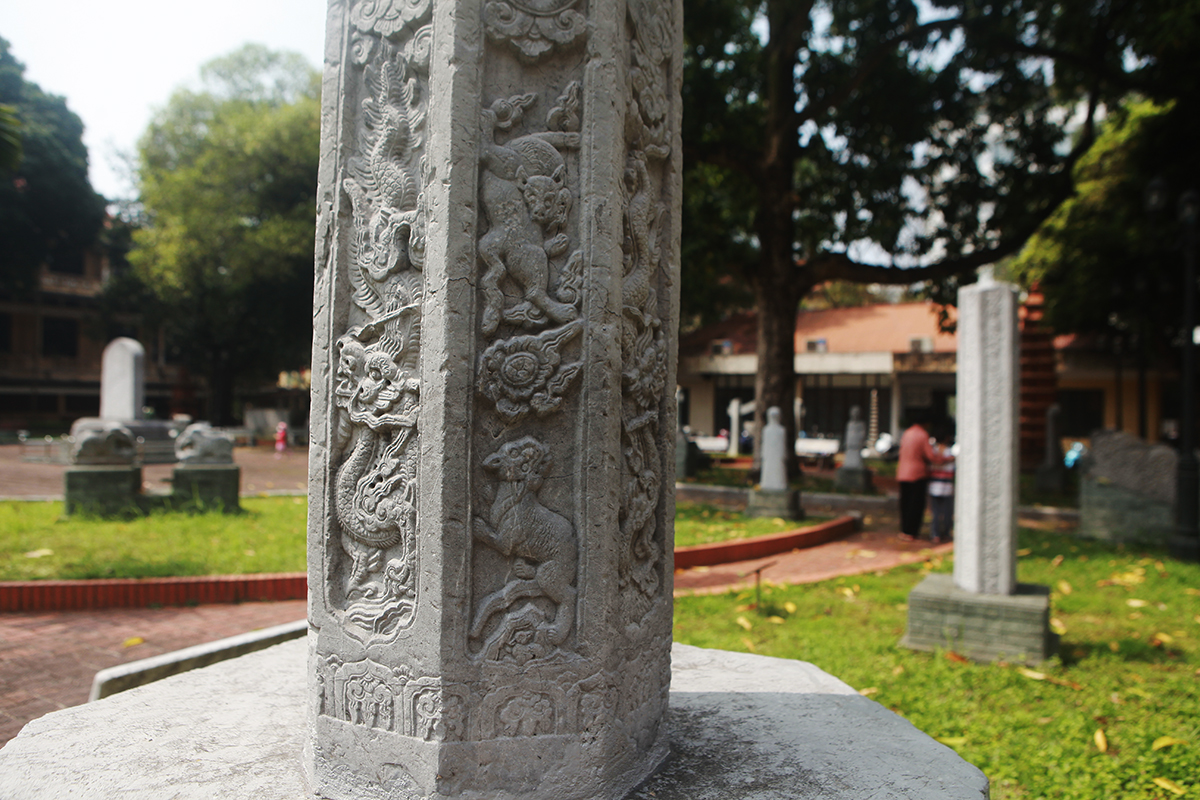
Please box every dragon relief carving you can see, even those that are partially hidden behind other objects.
[618,4,674,601]
[471,437,577,663]
[483,0,587,60]
[332,16,429,639]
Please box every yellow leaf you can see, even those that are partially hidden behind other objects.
[24,548,54,559]
[1152,632,1175,646]
[1108,641,1120,652]
[936,736,968,747]
[740,637,756,653]
[1050,618,1067,635]
[1152,777,1187,796]
[1051,554,1064,568]
[1057,580,1073,595]
[1017,667,1046,680]
[1094,729,1108,753]
[1017,548,1033,556]
[1184,588,1200,596]
[767,615,785,624]
[784,601,797,614]
[1127,598,1149,607]
[735,616,753,631]
[892,665,905,676]
[859,550,877,558]
[1153,736,1188,751]
[122,637,145,648]
[858,687,879,696]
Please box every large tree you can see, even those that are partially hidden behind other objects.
[128,45,320,424]
[0,37,106,294]
[682,0,1193,455]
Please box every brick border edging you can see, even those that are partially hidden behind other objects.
[674,515,858,570]
[1,515,856,612]
[0,573,307,612]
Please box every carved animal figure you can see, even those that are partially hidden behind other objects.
[471,437,577,647]
[174,423,234,464]
[70,422,136,465]
[478,95,578,335]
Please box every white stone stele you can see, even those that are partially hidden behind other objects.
[953,279,1019,596]
[99,337,145,421]
[0,640,989,800]
[759,406,788,491]
[307,0,682,797]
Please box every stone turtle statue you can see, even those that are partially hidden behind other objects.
[175,423,234,465]
[70,420,136,465]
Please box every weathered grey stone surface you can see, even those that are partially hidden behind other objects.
[1084,429,1178,506]
[1078,473,1174,545]
[952,279,1019,596]
[171,464,241,511]
[834,466,873,494]
[175,422,235,464]
[99,337,145,421]
[760,406,789,491]
[69,419,136,465]
[746,488,803,520]
[841,405,866,470]
[307,0,682,796]
[63,465,141,515]
[903,573,1056,664]
[0,640,989,800]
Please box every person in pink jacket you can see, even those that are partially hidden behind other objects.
[896,417,948,542]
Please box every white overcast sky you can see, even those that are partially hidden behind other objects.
[3,0,329,200]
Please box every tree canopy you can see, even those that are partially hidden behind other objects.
[0,37,106,294]
[681,0,1200,455]
[127,44,321,425]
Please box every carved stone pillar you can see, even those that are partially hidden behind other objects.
[306,0,681,797]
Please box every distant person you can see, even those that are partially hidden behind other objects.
[274,421,289,459]
[896,417,946,542]
[928,433,956,544]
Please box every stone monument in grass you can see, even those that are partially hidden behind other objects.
[834,405,873,493]
[903,276,1056,663]
[171,422,239,511]
[746,406,803,519]
[306,0,681,796]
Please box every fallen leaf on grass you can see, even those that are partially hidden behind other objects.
[838,587,857,599]
[122,637,145,648]
[735,616,753,631]
[23,548,53,558]
[1185,588,1200,597]
[936,736,967,747]
[859,687,879,697]
[1153,736,1188,751]
[1051,554,1065,568]
[892,665,905,676]
[1017,548,1033,557]
[1057,580,1073,595]
[767,615,785,625]
[1152,777,1187,796]
[784,601,797,614]
[1050,618,1068,635]
[946,652,970,664]
[1094,729,1108,753]
[1151,632,1175,647]
[1018,667,1046,680]
[1109,641,1121,652]
[740,637,756,653]
[1127,598,1149,607]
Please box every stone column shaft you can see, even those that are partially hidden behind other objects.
[306,0,682,797]
[953,280,1019,595]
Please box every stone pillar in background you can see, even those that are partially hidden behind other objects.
[306,0,681,797]
[835,405,872,494]
[99,338,145,421]
[902,277,1055,663]
[746,406,802,519]
[726,397,742,456]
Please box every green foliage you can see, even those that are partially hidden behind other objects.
[0,497,308,580]
[0,37,106,294]
[126,45,321,423]
[675,530,1200,798]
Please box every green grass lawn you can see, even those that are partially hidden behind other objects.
[674,502,827,548]
[675,529,1200,799]
[0,498,308,580]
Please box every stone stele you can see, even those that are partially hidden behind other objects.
[903,278,1055,663]
[99,337,145,421]
[306,0,681,797]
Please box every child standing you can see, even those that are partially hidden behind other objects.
[928,439,955,544]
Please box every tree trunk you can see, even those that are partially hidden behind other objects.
[752,275,804,475]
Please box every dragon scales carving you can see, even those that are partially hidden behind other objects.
[332,0,431,640]
[619,0,673,604]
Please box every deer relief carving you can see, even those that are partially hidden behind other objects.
[478,92,581,336]
[471,437,577,659]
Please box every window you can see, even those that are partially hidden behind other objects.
[42,316,79,358]
[710,339,733,356]
[910,337,934,353]
[805,338,827,353]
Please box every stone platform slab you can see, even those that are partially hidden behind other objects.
[0,640,988,799]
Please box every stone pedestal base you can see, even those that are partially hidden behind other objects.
[745,489,803,520]
[1079,475,1172,546]
[63,466,142,516]
[834,467,873,494]
[171,465,241,511]
[0,640,989,799]
[902,573,1057,664]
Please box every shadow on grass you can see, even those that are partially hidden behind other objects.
[1056,638,1178,667]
